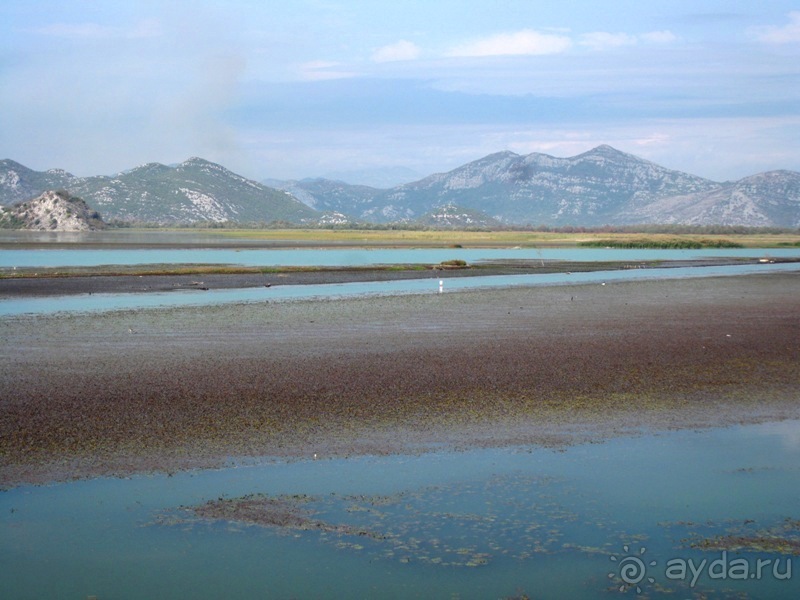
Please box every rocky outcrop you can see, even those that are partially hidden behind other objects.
[0,190,106,231]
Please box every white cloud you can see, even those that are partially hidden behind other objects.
[446,29,572,57]
[749,11,800,44]
[579,32,637,51]
[371,40,421,63]
[445,28,674,57]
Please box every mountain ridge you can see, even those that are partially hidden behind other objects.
[275,145,722,225]
[620,169,800,227]
[271,145,798,227]
[0,157,320,225]
[3,147,798,228]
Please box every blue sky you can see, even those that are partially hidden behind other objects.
[1,1,799,183]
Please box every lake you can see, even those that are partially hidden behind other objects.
[2,421,798,599]
[2,233,799,598]
[2,240,800,316]
[2,245,799,269]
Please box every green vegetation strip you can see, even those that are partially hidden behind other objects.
[0,263,433,279]
[579,238,743,249]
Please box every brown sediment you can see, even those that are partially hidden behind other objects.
[0,272,798,487]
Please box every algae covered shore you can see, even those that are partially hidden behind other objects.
[0,272,798,487]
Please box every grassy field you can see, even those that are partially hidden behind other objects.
[169,228,800,249]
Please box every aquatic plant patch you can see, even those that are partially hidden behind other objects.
[154,474,629,568]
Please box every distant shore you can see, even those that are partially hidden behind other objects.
[1,272,798,487]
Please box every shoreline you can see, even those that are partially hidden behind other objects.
[0,256,791,297]
[1,272,798,488]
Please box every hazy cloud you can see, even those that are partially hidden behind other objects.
[246,115,800,182]
[3,2,798,181]
[297,60,357,81]
[631,133,671,147]
[579,30,676,51]
[447,28,675,57]
[31,19,162,40]
[579,32,637,51]
[641,30,677,44]
[371,40,421,63]
[750,11,800,44]
[446,29,572,57]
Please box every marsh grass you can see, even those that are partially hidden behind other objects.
[0,263,434,279]
[168,228,800,248]
[438,259,469,268]
[579,238,743,249]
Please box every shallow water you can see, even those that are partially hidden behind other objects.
[2,245,799,268]
[2,421,799,599]
[1,260,799,316]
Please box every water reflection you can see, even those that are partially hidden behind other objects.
[747,421,800,451]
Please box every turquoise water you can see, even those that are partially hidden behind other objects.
[2,246,799,268]
[2,237,799,598]
[3,242,798,317]
[2,421,799,599]
[1,260,799,316]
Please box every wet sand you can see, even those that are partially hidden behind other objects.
[1,272,798,487]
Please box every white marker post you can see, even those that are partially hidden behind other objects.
[439,279,444,294]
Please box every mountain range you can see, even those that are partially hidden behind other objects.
[1,146,798,228]
[0,157,317,225]
[272,146,800,228]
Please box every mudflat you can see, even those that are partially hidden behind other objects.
[1,272,798,487]
[0,257,786,297]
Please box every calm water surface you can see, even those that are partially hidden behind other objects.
[2,246,800,268]
[1,260,799,317]
[3,237,799,317]
[2,421,799,599]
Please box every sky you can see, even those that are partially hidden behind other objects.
[1,1,799,183]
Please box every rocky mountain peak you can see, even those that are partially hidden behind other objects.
[584,144,627,157]
[178,157,227,171]
[573,144,651,167]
